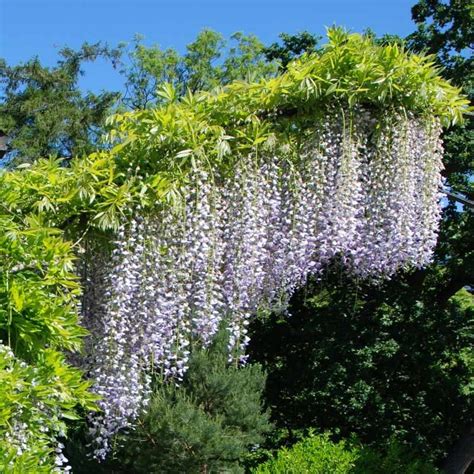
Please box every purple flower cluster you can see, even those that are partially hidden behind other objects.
[80,111,444,458]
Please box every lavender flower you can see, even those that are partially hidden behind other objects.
[78,110,444,458]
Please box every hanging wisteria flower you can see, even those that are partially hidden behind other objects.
[80,109,445,458]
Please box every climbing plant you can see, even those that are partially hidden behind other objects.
[0,28,469,463]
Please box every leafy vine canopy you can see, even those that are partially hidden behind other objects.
[0,28,470,460]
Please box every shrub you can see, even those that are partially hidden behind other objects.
[253,433,438,474]
[253,432,358,474]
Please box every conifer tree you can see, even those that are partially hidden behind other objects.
[69,330,271,473]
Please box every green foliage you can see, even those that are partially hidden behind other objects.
[0,154,131,232]
[182,29,227,93]
[69,331,272,473]
[248,269,474,463]
[0,215,98,471]
[252,432,437,474]
[119,30,278,109]
[254,432,359,474]
[352,440,439,474]
[1,29,465,236]
[0,215,85,356]
[279,26,468,122]
[220,32,278,85]
[113,28,469,159]
[105,28,468,200]
[0,42,120,164]
[118,34,182,109]
[263,31,321,68]
[408,0,473,68]
[0,161,101,471]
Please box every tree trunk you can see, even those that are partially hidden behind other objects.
[443,424,474,474]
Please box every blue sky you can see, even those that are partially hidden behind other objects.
[0,0,417,93]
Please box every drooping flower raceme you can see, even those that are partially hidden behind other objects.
[80,111,444,458]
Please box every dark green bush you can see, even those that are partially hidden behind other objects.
[248,270,474,463]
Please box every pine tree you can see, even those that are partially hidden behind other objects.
[69,330,272,473]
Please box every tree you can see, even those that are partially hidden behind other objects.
[2,29,464,468]
[0,18,470,471]
[68,331,272,473]
[248,271,473,463]
[263,31,321,68]
[249,1,473,469]
[118,30,278,109]
[408,0,473,69]
[408,3,474,471]
[0,43,120,164]
[118,34,182,110]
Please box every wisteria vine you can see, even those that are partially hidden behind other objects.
[79,110,444,458]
